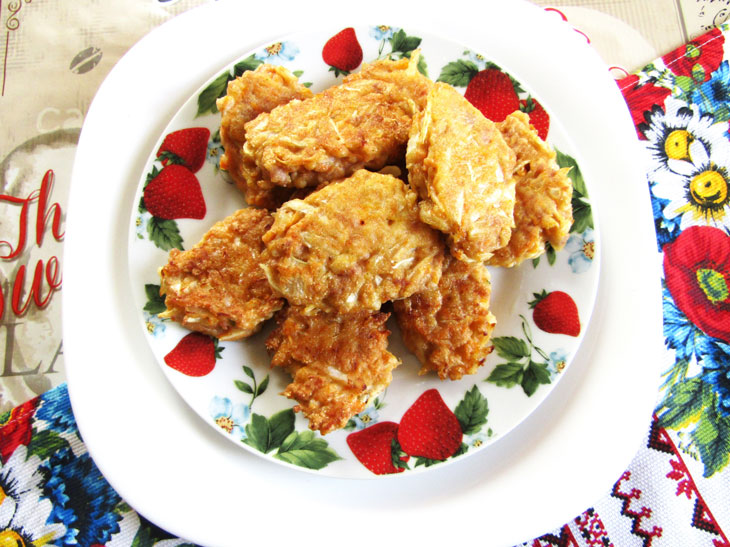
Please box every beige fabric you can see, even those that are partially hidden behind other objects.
[0,0,211,410]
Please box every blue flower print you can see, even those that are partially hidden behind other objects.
[135,211,152,240]
[465,431,491,450]
[144,311,167,338]
[349,406,380,431]
[650,191,682,250]
[206,138,224,170]
[370,25,397,41]
[255,41,299,63]
[464,49,489,69]
[691,60,730,118]
[662,282,708,363]
[209,396,249,441]
[40,447,123,546]
[548,349,569,379]
[35,388,76,434]
[565,228,595,273]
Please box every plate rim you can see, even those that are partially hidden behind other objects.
[63,1,662,545]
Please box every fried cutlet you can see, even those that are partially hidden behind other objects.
[216,64,313,209]
[261,169,445,314]
[241,75,417,189]
[158,208,284,340]
[394,254,496,380]
[406,82,517,262]
[342,51,432,110]
[266,306,399,435]
[488,110,573,267]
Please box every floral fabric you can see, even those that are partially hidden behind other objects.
[0,385,192,546]
[619,25,730,476]
[2,25,730,547]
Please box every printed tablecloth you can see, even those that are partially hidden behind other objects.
[2,14,730,547]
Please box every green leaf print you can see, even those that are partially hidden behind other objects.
[243,413,272,453]
[556,149,587,196]
[454,385,489,436]
[235,365,269,408]
[242,407,339,470]
[268,408,296,450]
[487,315,558,396]
[492,336,530,362]
[147,217,183,251]
[389,29,422,55]
[243,409,295,454]
[656,376,705,430]
[693,402,730,478]
[556,148,593,233]
[275,430,341,470]
[437,59,479,87]
[675,75,695,94]
[571,197,594,234]
[26,429,71,460]
[143,283,166,315]
[486,362,524,388]
[375,29,428,76]
[522,361,551,397]
[234,380,254,394]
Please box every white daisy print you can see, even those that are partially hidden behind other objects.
[644,97,730,231]
[0,446,66,545]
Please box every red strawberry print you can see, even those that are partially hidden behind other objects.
[397,389,463,461]
[464,68,520,123]
[164,332,222,377]
[322,27,363,75]
[157,127,210,173]
[529,290,581,337]
[346,421,406,475]
[143,164,206,220]
[520,97,549,140]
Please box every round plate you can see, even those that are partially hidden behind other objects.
[64,1,662,545]
[127,25,599,479]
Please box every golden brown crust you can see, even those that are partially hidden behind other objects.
[342,51,432,110]
[266,306,399,435]
[159,208,284,340]
[261,169,444,314]
[406,82,517,262]
[216,64,313,209]
[488,111,573,267]
[394,254,496,380]
[242,77,416,189]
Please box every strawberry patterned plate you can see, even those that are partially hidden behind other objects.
[127,24,599,480]
[66,2,661,545]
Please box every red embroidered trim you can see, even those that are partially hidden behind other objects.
[612,471,663,547]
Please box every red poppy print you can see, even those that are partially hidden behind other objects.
[663,226,730,343]
[662,27,725,83]
[618,74,672,139]
[0,397,38,462]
